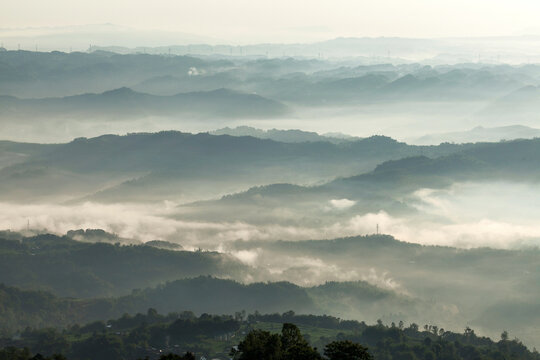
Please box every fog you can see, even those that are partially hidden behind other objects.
[0,101,533,145]
[3,180,539,345]
[2,49,540,144]
[2,33,540,355]
[2,181,539,250]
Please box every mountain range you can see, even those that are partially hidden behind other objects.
[0,87,287,120]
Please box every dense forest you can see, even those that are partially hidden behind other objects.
[0,273,410,337]
[1,311,538,360]
[0,233,247,298]
[1,231,539,348]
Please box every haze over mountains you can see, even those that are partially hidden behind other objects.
[1,231,539,347]
[0,87,287,120]
[4,24,540,63]
[2,50,540,142]
[411,125,540,145]
[1,31,540,358]
[0,131,478,204]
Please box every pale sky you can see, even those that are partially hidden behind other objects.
[2,0,540,43]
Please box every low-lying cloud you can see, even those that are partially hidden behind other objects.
[328,198,356,209]
[1,182,539,251]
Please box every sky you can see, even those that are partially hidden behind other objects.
[2,0,540,44]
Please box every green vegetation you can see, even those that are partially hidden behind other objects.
[0,275,400,337]
[2,231,540,348]
[1,311,538,360]
[2,38,540,360]
[0,234,247,298]
[0,131,472,202]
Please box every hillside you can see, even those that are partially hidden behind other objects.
[0,234,248,298]
[0,275,412,337]
[0,132,470,202]
[412,125,540,145]
[210,126,360,144]
[184,138,540,230]
[1,231,539,347]
[2,308,538,360]
[0,87,288,120]
[213,137,540,201]
[0,50,227,98]
[225,235,540,347]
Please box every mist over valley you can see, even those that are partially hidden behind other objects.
[1,11,540,359]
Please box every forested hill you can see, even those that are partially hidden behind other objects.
[2,231,539,345]
[0,87,288,120]
[212,137,540,203]
[1,310,538,360]
[0,131,469,202]
[0,233,248,298]
[5,132,539,204]
[0,275,413,337]
[0,132,461,174]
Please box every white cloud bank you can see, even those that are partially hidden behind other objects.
[1,182,539,249]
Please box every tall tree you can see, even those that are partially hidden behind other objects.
[324,340,372,360]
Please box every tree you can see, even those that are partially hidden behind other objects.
[235,311,246,322]
[236,330,282,360]
[281,323,305,350]
[324,340,372,360]
[501,330,509,341]
[147,308,160,322]
[464,326,475,339]
[234,324,321,360]
[281,323,320,360]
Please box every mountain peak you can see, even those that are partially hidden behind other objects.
[101,87,138,97]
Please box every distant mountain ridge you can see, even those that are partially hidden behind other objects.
[191,137,540,230]
[477,85,540,122]
[210,126,361,144]
[209,137,540,203]
[4,131,539,205]
[412,125,540,145]
[0,87,288,120]
[0,131,472,202]
[89,34,540,64]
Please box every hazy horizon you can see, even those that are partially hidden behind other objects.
[3,0,540,44]
[2,1,540,358]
